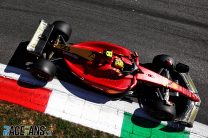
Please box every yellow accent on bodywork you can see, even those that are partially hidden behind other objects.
[53,44,96,61]
[105,50,113,58]
[172,83,178,89]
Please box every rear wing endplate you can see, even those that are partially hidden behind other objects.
[27,20,54,56]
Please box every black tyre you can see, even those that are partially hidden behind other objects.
[153,54,175,70]
[175,63,189,73]
[146,100,176,121]
[177,121,193,128]
[30,59,56,81]
[52,21,72,42]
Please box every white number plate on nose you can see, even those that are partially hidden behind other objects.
[27,20,48,52]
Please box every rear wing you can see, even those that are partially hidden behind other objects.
[27,20,54,56]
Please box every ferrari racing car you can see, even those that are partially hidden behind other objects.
[25,20,200,127]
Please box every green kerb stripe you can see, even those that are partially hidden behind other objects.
[121,112,190,138]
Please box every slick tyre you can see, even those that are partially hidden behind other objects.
[175,63,189,73]
[52,21,72,42]
[153,54,175,70]
[30,59,56,81]
[146,100,176,121]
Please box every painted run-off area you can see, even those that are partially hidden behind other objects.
[121,112,189,138]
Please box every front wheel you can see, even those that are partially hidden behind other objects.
[146,100,176,121]
[152,54,175,70]
[30,59,56,81]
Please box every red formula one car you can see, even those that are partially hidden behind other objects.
[26,20,200,127]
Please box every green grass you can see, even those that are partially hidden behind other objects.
[0,101,117,138]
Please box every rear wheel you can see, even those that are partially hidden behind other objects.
[52,21,72,42]
[30,59,56,81]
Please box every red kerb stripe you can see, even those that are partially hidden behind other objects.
[0,76,52,112]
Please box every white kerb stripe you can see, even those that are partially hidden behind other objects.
[45,89,124,136]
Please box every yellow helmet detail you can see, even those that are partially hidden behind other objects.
[105,50,113,58]
[114,59,124,69]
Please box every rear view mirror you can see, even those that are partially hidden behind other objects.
[176,63,189,73]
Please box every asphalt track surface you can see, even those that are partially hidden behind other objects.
[0,0,207,125]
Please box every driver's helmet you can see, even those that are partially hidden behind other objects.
[114,58,124,69]
[103,50,125,69]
